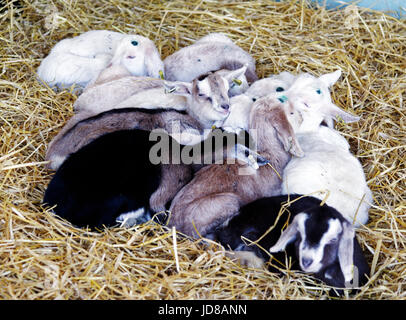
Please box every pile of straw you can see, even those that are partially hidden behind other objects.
[0,0,405,300]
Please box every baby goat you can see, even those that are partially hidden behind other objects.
[168,95,304,238]
[164,33,257,89]
[46,67,247,170]
[220,72,298,133]
[282,70,373,227]
[37,31,163,93]
[211,195,369,290]
[72,35,181,114]
[43,128,266,229]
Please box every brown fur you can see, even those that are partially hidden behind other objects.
[45,108,202,170]
[45,68,246,214]
[45,69,244,171]
[168,96,304,238]
[149,164,193,212]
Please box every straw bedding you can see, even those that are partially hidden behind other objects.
[0,0,405,300]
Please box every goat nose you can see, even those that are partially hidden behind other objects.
[221,104,230,111]
[301,258,313,269]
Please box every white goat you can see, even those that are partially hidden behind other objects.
[73,36,248,116]
[282,70,372,227]
[37,30,163,92]
[220,71,297,133]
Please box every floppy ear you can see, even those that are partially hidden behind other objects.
[221,65,248,85]
[269,213,307,253]
[143,41,164,78]
[163,81,192,96]
[326,103,360,125]
[269,106,304,158]
[320,70,360,126]
[338,221,355,283]
[319,70,341,88]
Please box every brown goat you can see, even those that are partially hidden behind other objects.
[168,95,304,238]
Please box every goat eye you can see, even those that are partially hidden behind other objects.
[316,89,322,94]
[207,97,213,103]
[276,87,284,92]
[131,40,138,46]
[252,98,256,102]
[198,93,205,97]
[127,56,135,59]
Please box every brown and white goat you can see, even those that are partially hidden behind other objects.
[168,95,304,238]
[45,67,247,170]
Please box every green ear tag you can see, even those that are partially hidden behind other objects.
[278,95,288,103]
[232,79,242,86]
[159,70,164,80]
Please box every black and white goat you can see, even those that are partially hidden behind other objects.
[210,194,370,290]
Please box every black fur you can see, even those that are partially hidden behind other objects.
[210,195,369,291]
[43,129,163,229]
[43,127,252,230]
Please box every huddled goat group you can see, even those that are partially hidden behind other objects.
[39,30,373,293]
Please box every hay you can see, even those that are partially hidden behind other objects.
[0,0,405,300]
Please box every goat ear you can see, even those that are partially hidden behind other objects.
[163,81,192,96]
[143,41,164,78]
[270,106,304,157]
[269,213,306,253]
[326,103,360,126]
[338,221,355,283]
[319,70,341,88]
[222,65,248,84]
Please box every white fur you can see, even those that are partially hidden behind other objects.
[269,210,357,282]
[282,71,372,227]
[247,71,296,99]
[81,87,188,114]
[298,218,342,273]
[220,94,252,133]
[37,30,163,92]
[215,69,249,97]
[220,72,298,133]
[116,207,145,227]
[166,66,247,130]
[164,33,257,86]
